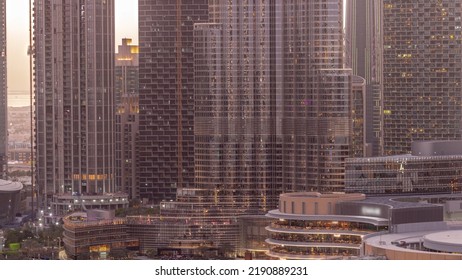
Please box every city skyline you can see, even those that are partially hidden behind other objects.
[4,0,462,263]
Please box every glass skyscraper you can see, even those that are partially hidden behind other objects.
[382,0,462,155]
[281,0,358,193]
[34,0,115,207]
[192,0,281,214]
[346,0,383,157]
[148,0,363,253]
[137,0,208,203]
[115,38,139,198]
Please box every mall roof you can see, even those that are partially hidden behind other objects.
[0,179,23,192]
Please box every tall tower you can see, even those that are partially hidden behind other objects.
[346,0,383,156]
[115,38,139,198]
[138,0,208,203]
[191,0,281,214]
[382,0,462,155]
[0,0,6,179]
[153,0,362,253]
[34,0,115,206]
[281,0,357,193]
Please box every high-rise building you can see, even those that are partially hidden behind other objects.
[382,0,462,155]
[281,0,359,193]
[346,140,462,196]
[346,0,383,157]
[351,75,366,158]
[34,0,115,207]
[192,0,281,214]
[152,0,362,253]
[151,0,281,253]
[0,0,6,179]
[138,0,208,203]
[115,38,139,198]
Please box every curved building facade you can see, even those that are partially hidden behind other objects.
[364,229,462,260]
[265,193,388,259]
[0,180,23,225]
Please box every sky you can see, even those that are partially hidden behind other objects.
[6,0,138,94]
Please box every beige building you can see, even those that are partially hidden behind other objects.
[278,192,365,215]
[267,192,387,259]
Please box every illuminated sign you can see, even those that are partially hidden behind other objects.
[361,206,381,216]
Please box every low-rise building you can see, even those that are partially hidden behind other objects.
[62,210,138,259]
[0,179,23,225]
[346,141,462,196]
[265,192,445,259]
[265,192,388,259]
[364,229,462,260]
[50,192,129,218]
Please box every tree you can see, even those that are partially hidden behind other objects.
[21,239,42,259]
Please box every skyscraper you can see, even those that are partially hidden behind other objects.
[34,0,115,207]
[115,38,139,198]
[382,0,462,155]
[351,75,366,158]
[138,0,208,203]
[192,0,281,214]
[346,0,383,157]
[281,0,358,193]
[0,0,6,180]
[153,0,362,253]
[153,1,281,251]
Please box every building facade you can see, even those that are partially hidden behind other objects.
[351,76,366,157]
[34,0,115,207]
[50,192,129,217]
[382,0,462,155]
[139,0,365,252]
[137,0,208,202]
[266,192,447,260]
[265,193,388,259]
[115,38,139,198]
[62,211,138,259]
[192,0,280,215]
[346,0,383,156]
[345,141,462,196]
[0,0,6,179]
[0,179,23,226]
[280,0,360,193]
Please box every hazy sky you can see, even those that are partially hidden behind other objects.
[7,0,138,92]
